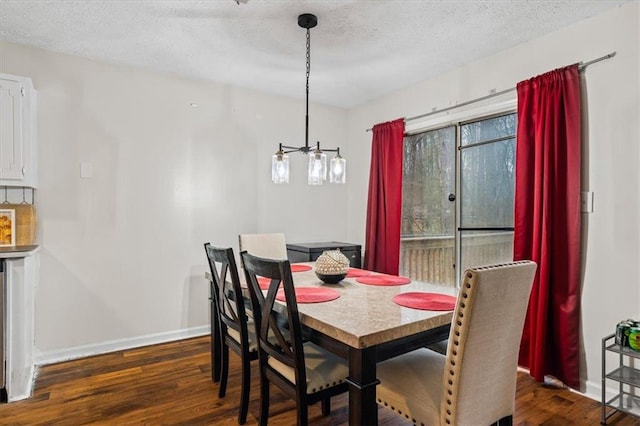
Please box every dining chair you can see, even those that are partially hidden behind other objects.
[204,243,257,425]
[376,260,537,426]
[238,233,288,260]
[240,251,349,426]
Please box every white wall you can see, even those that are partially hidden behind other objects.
[0,41,349,362]
[346,2,639,399]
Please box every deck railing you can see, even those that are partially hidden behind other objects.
[399,232,514,287]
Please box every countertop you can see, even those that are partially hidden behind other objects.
[0,245,40,258]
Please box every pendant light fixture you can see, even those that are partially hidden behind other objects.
[271,13,346,185]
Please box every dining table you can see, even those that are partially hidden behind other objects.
[207,262,456,425]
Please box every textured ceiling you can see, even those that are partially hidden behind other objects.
[0,0,626,108]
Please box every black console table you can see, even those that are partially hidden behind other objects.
[286,242,362,268]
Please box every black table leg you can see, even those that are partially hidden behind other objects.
[347,346,379,426]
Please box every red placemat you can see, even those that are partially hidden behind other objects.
[355,275,411,286]
[257,277,271,290]
[276,287,341,303]
[346,268,373,278]
[241,276,271,290]
[392,292,457,311]
[290,264,312,273]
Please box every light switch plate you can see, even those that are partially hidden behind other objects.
[581,191,594,213]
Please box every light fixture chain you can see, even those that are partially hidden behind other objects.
[306,28,310,96]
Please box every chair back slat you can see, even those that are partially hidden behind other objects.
[204,244,250,344]
[241,251,307,382]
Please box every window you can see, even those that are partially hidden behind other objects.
[400,112,516,287]
[401,126,456,285]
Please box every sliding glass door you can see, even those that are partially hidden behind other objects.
[400,112,516,288]
[457,113,516,286]
[401,126,456,286]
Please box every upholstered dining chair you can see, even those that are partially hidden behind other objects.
[376,260,537,426]
[238,233,288,260]
[240,251,349,426]
[204,243,257,425]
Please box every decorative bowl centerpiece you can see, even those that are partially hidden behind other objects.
[315,249,350,284]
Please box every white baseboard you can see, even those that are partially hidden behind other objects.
[584,378,619,404]
[34,325,210,366]
[516,366,610,406]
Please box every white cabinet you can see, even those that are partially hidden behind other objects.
[0,73,37,188]
[601,333,640,424]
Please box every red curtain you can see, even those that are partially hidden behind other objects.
[514,65,582,388]
[364,118,405,275]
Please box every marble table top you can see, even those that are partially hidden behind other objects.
[282,263,455,349]
[208,262,456,349]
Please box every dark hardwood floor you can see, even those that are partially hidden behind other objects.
[0,336,637,425]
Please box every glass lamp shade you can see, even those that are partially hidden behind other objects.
[271,153,290,184]
[329,155,346,184]
[308,151,327,185]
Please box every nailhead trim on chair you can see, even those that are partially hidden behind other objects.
[309,379,344,393]
[440,260,532,425]
[442,268,475,426]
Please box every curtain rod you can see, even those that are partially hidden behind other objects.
[365,51,616,132]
